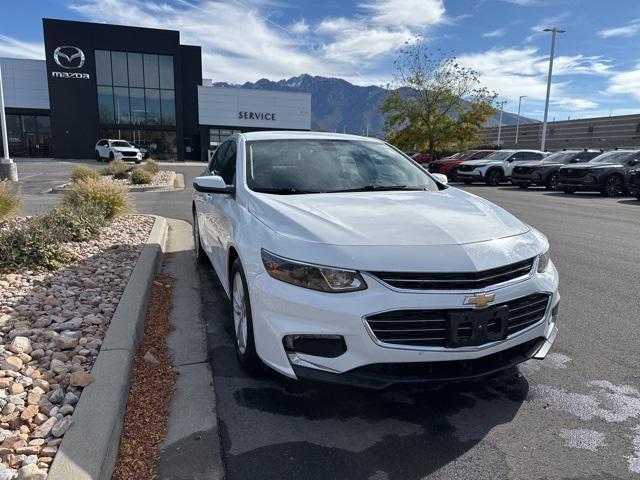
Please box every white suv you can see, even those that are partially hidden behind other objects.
[191,132,559,389]
[456,149,547,186]
[95,139,142,163]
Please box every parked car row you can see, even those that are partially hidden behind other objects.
[429,148,640,198]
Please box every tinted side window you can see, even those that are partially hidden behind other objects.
[218,141,237,185]
[580,152,600,161]
[209,142,229,175]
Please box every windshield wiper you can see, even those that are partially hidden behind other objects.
[252,187,319,195]
[331,184,421,192]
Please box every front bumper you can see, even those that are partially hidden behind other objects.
[512,172,544,186]
[558,177,600,191]
[456,169,484,181]
[249,261,560,386]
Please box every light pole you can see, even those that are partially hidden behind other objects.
[496,101,506,146]
[0,61,18,181]
[515,95,526,145]
[540,27,565,151]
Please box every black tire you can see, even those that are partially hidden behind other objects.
[601,175,623,197]
[109,152,115,162]
[135,160,141,164]
[485,169,503,186]
[95,151,102,162]
[636,195,640,201]
[546,173,559,191]
[230,259,261,371]
[516,183,529,189]
[463,179,473,185]
[192,212,209,265]
[562,187,576,194]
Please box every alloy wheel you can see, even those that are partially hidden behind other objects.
[232,273,248,354]
[548,173,559,191]
[605,176,623,197]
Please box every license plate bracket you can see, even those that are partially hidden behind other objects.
[448,306,509,348]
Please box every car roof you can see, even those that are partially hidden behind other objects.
[239,130,383,142]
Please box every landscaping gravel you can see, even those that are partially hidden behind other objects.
[0,215,154,479]
[106,170,176,187]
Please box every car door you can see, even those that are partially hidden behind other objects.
[97,140,107,157]
[202,139,238,281]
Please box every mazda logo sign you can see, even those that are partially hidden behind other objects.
[53,46,85,69]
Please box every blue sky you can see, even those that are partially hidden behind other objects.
[2,0,640,120]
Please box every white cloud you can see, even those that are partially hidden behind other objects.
[552,98,598,110]
[483,28,507,38]
[498,0,538,5]
[597,19,640,39]
[360,0,446,29]
[0,34,44,60]
[289,19,309,35]
[606,67,640,100]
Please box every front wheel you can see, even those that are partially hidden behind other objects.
[562,187,576,194]
[546,173,559,191]
[485,169,503,186]
[192,213,209,265]
[230,260,261,371]
[516,183,529,189]
[463,179,473,185]
[95,151,102,162]
[601,175,623,197]
[109,152,115,162]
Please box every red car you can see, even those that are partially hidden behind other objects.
[428,150,495,180]
[411,152,433,164]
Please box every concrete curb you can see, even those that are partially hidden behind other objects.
[48,215,169,480]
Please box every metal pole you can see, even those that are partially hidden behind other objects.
[541,28,565,151]
[497,101,506,145]
[515,95,526,145]
[0,61,10,161]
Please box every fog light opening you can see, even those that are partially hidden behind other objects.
[283,334,347,358]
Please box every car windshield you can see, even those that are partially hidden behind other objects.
[541,151,580,163]
[246,139,438,194]
[589,151,638,164]
[447,152,464,159]
[482,151,513,161]
[111,141,131,148]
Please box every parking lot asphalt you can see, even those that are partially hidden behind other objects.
[13,161,640,479]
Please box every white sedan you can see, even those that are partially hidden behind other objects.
[192,131,559,388]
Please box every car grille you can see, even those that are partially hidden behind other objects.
[369,257,535,291]
[457,164,476,172]
[560,168,586,178]
[514,166,535,174]
[364,293,550,348]
[120,151,138,157]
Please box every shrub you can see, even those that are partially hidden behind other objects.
[0,217,75,272]
[63,177,131,219]
[71,165,100,183]
[130,168,153,185]
[142,159,160,174]
[113,170,130,180]
[101,159,129,177]
[43,204,107,242]
[0,180,20,222]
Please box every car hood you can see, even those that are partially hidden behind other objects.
[247,187,530,247]
[113,147,139,153]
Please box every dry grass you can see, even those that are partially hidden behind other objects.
[62,177,131,219]
[112,272,177,480]
[0,180,20,221]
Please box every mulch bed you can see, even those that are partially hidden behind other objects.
[112,273,176,480]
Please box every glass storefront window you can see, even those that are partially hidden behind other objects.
[160,90,176,126]
[113,87,131,124]
[99,128,177,161]
[22,115,35,133]
[127,52,144,88]
[130,88,146,125]
[209,128,241,148]
[0,114,51,157]
[111,51,128,87]
[95,50,112,85]
[36,116,50,133]
[145,89,161,125]
[159,55,174,89]
[143,54,159,88]
[97,86,115,123]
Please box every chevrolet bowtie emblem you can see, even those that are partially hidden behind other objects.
[464,293,495,309]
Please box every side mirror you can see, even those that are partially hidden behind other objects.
[432,173,448,185]
[630,159,639,166]
[507,157,515,162]
[569,158,579,163]
[193,175,234,194]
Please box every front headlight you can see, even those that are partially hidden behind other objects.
[537,247,550,273]
[261,249,367,293]
[470,164,486,169]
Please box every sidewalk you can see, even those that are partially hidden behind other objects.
[156,219,224,479]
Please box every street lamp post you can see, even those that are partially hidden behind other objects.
[0,61,18,181]
[540,27,565,151]
[496,101,506,146]
[515,95,526,145]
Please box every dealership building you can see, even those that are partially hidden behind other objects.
[0,19,311,162]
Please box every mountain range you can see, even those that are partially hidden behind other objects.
[213,74,538,137]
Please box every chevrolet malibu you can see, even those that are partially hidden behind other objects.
[192,132,559,389]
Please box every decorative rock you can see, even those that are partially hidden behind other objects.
[55,335,78,351]
[0,378,11,389]
[20,405,38,421]
[62,392,78,406]
[49,360,67,376]
[8,384,23,395]
[31,417,55,439]
[0,469,17,480]
[58,404,73,416]
[51,416,72,438]
[1,357,22,372]
[9,338,31,355]
[32,414,47,426]
[69,371,94,388]
[16,464,47,480]
[47,389,63,405]
[22,455,37,466]
[143,351,160,365]
[29,350,44,361]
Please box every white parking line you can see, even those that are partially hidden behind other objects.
[18,173,44,181]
